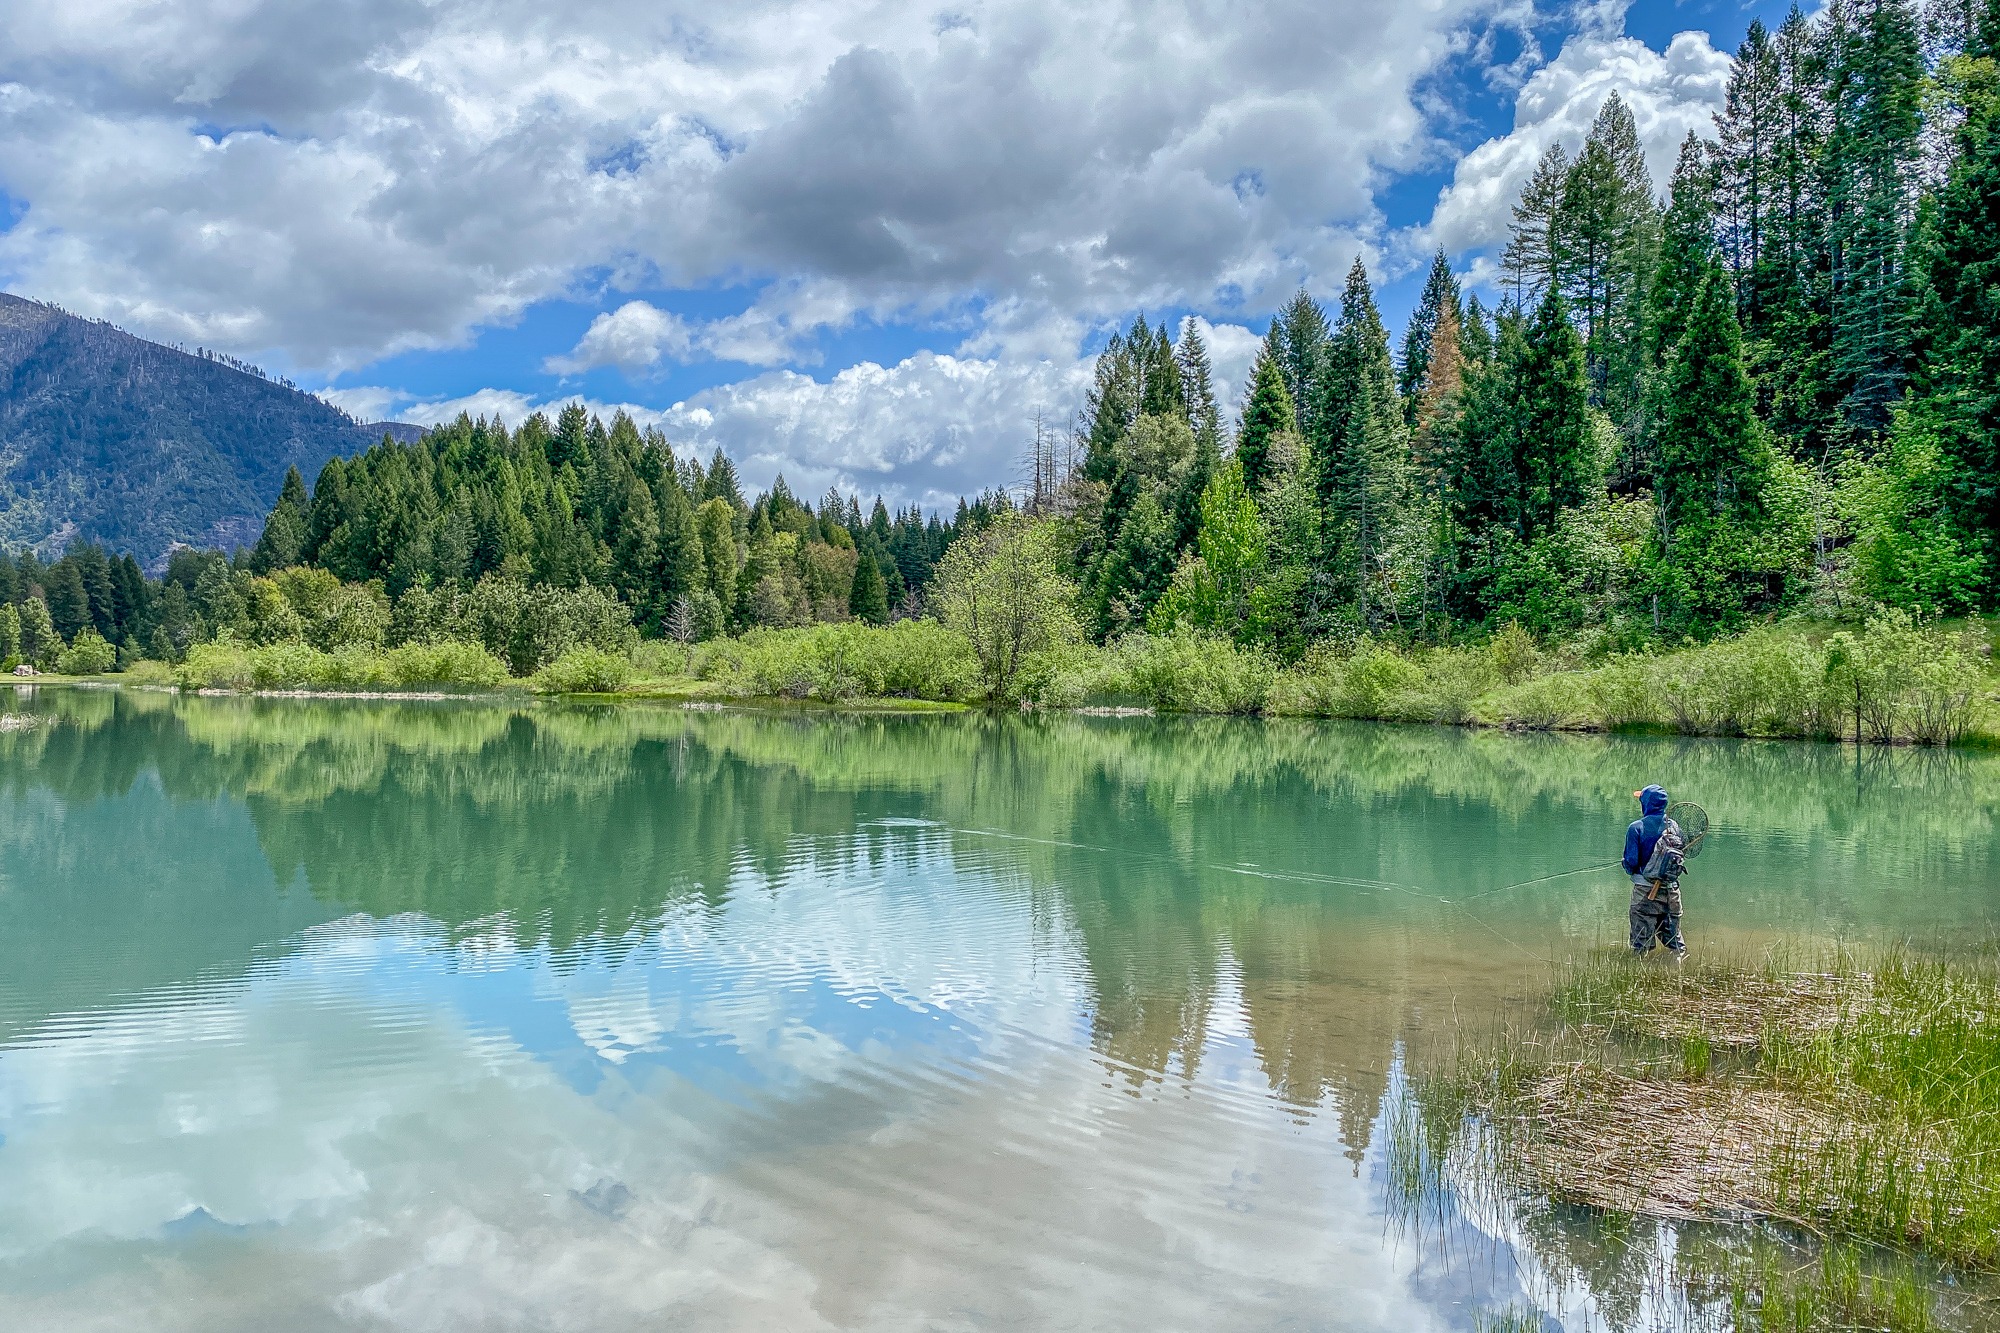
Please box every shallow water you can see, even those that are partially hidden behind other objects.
[2,687,1997,1331]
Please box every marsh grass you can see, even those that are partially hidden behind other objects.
[1387,947,2000,1329]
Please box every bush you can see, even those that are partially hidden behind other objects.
[692,622,977,702]
[55,630,118,676]
[381,640,509,689]
[173,637,510,691]
[535,646,633,694]
[1494,674,1579,730]
[1113,630,1277,715]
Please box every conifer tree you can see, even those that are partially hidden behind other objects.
[1398,251,1462,419]
[1825,0,1926,428]
[1268,291,1329,428]
[1901,68,2000,580]
[1557,94,1659,425]
[1717,20,1782,314]
[1514,290,1601,539]
[1503,143,1571,302]
[1175,316,1224,456]
[695,498,740,611]
[849,551,889,624]
[1234,351,1296,493]
[1659,269,1773,533]
[1312,259,1410,624]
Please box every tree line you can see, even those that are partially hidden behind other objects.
[0,405,1011,670]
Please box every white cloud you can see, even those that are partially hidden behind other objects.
[1423,28,1732,266]
[329,319,1261,510]
[546,300,692,374]
[0,0,1511,371]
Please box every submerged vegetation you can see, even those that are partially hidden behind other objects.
[1388,948,2000,1329]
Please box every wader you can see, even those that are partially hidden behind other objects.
[1630,876,1684,955]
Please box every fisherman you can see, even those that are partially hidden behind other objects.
[1623,784,1687,957]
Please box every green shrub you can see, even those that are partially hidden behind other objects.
[1494,674,1579,730]
[1115,630,1276,714]
[535,646,633,693]
[1336,644,1428,720]
[55,631,118,676]
[1411,646,1500,724]
[692,622,977,702]
[381,639,509,689]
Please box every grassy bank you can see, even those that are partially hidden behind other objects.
[1389,948,2000,1329]
[38,610,1998,745]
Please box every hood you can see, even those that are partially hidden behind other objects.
[1638,785,1669,816]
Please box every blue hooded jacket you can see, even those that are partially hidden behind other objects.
[1623,786,1670,875]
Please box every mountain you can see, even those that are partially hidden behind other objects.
[0,293,422,563]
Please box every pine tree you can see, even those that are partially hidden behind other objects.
[696,498,740,611]
[1398,251,1462,422]
[1175,316,1224,456]
[1234,350,1296,494]
[702,448,746,510]
[849,551,889,624]
[1268,290,1329,428]
[1826,0,1926,428]
[1557,93,1659,425]
[1503,143,1571,303]
[1659,269,1773,532]
[43,560,89,641]
[1717,19,1782,318]
[1514,289,1601,540]
[1312,259,1410,624]
[1650,135,1724,371]
[1412,300,1466,468]
[1902,73,2000,582]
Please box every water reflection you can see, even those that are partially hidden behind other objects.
[3,688,1998,1329]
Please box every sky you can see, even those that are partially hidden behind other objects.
[0,0,1797,511]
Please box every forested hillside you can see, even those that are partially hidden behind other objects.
[0,294,403,563]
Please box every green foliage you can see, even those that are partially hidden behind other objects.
[849,552,889,625]
[534,646,633,694]
[692,621,977,702]
[1149,460,1267,640]
[54,630,116,677]
[931,515,1082,701]
[1113,630,1278,714]
[17,596,58,670]
[1842,414,1986,615]
[174,637,509,691]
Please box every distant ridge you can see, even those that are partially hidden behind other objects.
[0,293,389,562]
[366,421,429,444]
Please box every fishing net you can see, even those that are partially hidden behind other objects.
[1668,800,1710,858]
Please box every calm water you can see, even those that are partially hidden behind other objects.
[2,687,1998,1332]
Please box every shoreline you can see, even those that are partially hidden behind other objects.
[9,674,2000,746]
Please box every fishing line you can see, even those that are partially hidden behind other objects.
[1452,859,1625,904]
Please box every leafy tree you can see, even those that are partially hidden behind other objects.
[930,515,1081,700]
[1150,460,1268,639]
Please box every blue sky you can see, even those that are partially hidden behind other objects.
[0,0,1796,508]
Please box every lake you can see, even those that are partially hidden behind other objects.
[2,687,1997,1331]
